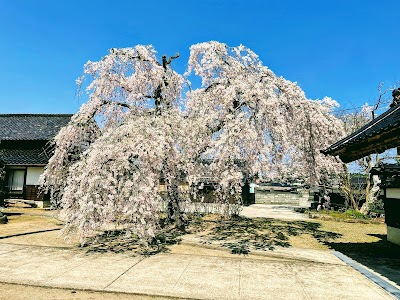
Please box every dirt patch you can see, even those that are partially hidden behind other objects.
[316,219,386,244]
[289,233,328,250]
[0,206,392,257]
[0,229,77,248]
[0,214,62,235]
[1,207,385,254]
[0,205,74,247]
[187,217,342,254]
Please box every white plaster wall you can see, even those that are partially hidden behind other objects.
[387,226,400,245]
[386,188,400,199]
[26,167,44,185]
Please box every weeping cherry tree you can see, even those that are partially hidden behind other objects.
[41,41,343,244]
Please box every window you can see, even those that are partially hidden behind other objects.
[8,169,25,192]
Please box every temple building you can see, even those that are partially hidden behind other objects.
[323,89,400,245]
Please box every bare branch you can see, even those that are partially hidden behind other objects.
[372,82,387,119]
[205,82,220,92]
[162,53,180,69]
[102,100,132,109]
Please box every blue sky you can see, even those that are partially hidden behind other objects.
[0,0,399,114]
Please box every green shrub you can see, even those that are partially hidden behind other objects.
[368,199,384,214]
[343,209,368,219]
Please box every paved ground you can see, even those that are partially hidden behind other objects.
[0,243,394,300]
[241,204,307,220]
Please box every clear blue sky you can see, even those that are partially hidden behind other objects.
[0,0,398,114]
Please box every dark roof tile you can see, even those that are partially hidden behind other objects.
[0,114,72,141]
[0,149,50,165]
[322,104,400,162]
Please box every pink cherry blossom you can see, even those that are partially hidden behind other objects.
[41,42,344,244]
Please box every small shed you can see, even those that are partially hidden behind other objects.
[322,89,400,245]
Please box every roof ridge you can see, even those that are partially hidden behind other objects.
[0,114,73,117]
[323,104,400,153]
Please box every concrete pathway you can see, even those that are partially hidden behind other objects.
[241,204,308,220]
[0,243,394,300]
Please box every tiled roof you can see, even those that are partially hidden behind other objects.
[0,114,72,141]
[322,104,400,163]
[0,149,50,165]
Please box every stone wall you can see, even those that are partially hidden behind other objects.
[255,189,311,207]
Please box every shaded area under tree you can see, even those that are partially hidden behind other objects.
[83,215,342,256]
[326,234,400,286]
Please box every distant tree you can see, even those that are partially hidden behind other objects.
[41,41,343,244]
[336,104,373,211]
[336,83,396,213]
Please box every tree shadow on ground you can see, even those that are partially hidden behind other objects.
[81,215,343,256]
[82,228,183,255]
[200,216,342,254]
[2,212,22,216]
[325,234,400,286]
[81,214,208,255]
